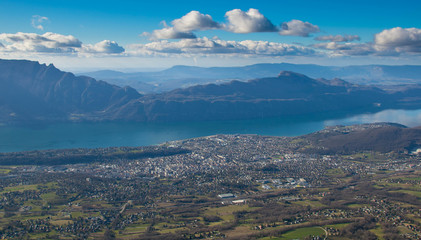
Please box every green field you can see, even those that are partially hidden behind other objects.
[324,222,350,229]
[0,168,11,174]
[370,224,384,240]
[1,184,39,193]
[391,190,421,198]
[294,200,326,208]
[205,204,253,222]
[262,227,326,240]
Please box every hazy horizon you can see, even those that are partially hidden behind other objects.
[3,58,421,74]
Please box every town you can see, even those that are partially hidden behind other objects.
[0,124,420,239]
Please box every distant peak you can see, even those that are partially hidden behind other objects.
[47,63,57,69]
[277,71,307,78]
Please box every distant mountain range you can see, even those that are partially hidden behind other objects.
[79,63,421,93]
[2,59,421,124]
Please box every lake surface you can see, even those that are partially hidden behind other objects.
[1,108,421,152]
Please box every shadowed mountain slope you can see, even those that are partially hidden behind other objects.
[0,59,141,123]
[2,59,421,123]
[110,71,403,122]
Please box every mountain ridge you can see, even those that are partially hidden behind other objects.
[79,63,421,93]
[2,59,421,124]
[0,59,141,123]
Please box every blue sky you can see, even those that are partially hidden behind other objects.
[0,0,420,70]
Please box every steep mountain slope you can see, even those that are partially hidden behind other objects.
[0,59,141,123]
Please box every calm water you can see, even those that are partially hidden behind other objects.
[1,108,421,152]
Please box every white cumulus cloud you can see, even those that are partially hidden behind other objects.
[0,32,82,53]
[374,27,421,53]
[83,40,125,54]
[127,37,315,57]
[172,11,221,32]
[0,32,125,55]
[279,20,319,37]
[147,10,221,40]
[314,27,421,56]
[145,9,319,40]
[224,8,277,33]
[147,27,197,40]
[315,34,360,42]
[312,42,374,56]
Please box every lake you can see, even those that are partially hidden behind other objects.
[1,108,421,152]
